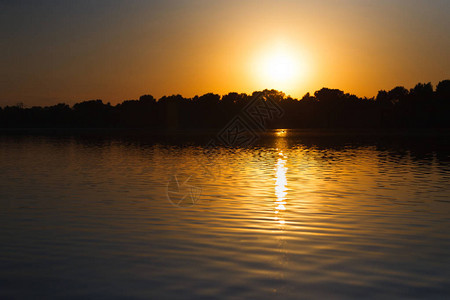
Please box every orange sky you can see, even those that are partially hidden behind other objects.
[1,0,449,106]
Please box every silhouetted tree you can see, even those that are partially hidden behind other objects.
[1,79,449,130]
[436,80,450,100]
[435,80,450,127]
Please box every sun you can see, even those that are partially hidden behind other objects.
[251,43,308,93]
[264,51,297,84]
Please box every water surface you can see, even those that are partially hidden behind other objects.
[0,131,449,299]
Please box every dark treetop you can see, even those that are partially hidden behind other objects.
[1,80,449,130]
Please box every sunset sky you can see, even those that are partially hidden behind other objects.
[1,0,449,106]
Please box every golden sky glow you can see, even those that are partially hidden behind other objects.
[1,0,449,106]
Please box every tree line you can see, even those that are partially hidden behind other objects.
[1,80,449,129]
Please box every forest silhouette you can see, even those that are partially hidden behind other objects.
[1,80,449,130]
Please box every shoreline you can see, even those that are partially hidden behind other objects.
[0,127,449,137]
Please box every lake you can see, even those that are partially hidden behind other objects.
[0,130,449,299]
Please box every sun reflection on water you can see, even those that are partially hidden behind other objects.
[275,129,287,137]
[274,151,287,225]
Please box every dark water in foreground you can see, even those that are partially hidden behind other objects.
[0,131,449,299]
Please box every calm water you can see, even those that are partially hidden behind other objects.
[1,131,449,299]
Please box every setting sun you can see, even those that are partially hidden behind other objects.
[264,52,297,83]
[252,43,309,94]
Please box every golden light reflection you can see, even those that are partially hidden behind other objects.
[274,151,288,225]
[275,129,287,137]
